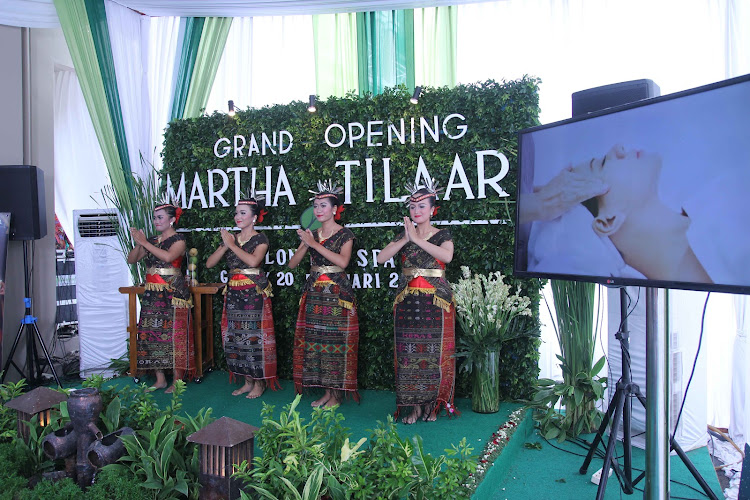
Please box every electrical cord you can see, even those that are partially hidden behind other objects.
[671,292,710,441]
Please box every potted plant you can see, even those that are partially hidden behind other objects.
[453,266,535,413]
[532,280,607,440]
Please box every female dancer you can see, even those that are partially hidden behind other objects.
[206,194,278,398]
[377,179,457,424]
[289,180,359,407]
[128,200,194,393]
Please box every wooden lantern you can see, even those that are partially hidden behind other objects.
[2,386,67,441]
[187,416,259,500]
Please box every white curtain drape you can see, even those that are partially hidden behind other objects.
[537,282,608,383]
[144,15,181,173]
[104,0,153,180]
[53,68,110,247]
[456,0,738,124]
[0,0,59,28]
[205,16,316,113]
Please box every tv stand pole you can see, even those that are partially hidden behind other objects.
[644,286,669,499]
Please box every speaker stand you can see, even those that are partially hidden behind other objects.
[1,241,60,387]
[580,287,718,499]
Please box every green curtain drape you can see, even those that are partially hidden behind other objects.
[356,10,415,96]
[170,17,205,121]
[312,13,359,98]
[53,0,132,211]
[414,6,457,88]
[84,0,132,190]
[183,17,233,118]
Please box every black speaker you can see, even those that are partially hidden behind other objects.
[0,165,47,240]
[572,79,660,117]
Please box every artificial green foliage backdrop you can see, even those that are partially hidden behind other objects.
[161,77,543,399]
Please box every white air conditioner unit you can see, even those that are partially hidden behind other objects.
[74,209,130,379]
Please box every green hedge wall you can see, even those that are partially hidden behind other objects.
[162,78,544,399]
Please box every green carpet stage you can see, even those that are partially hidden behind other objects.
[102,372,722,499]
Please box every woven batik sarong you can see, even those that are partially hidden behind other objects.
[293,278,360,398]
[136,286,194,375]
[136,233,195,377]
[394,291,456,416]
[391,228,457,419]
[221,279,278,387]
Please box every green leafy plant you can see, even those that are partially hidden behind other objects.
[0,378,27,440]
[102,380,209,499]
[86,467,151,500]
[531,280,607,441]
[234,395,474,500]
[100,158,161,286]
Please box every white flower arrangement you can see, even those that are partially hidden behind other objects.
[452,266,534,373]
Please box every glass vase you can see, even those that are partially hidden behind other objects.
[472,350,500,413]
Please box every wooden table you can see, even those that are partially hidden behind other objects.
[119,283,223,382]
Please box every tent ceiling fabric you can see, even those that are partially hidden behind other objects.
[1,0,495,28]
[113,0,493,16]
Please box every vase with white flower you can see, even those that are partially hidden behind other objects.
[452,266,535,413]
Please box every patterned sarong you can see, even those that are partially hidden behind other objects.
[293,278,360,399]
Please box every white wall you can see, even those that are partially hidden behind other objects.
[0,25,72,382]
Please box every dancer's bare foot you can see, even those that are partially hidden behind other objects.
[165,384,176,394]
[311,391,331,407]
[232,380,254,396]
[422,403,438,422]
[149,371,168,391]
[323,392,341,408]
[402,406,422,425]
[246,381,265,399]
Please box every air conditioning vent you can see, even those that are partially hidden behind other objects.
[77,213,118,238]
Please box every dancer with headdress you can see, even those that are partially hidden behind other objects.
[128,196,194,393]
[377,179,458,424]
[206,192,278,398]
[289,180,360,407]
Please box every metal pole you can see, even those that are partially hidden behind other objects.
[644,287,669,499]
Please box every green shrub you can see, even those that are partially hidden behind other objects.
[86,468,151,500]
[17,478,82,500]
[0,472,28,500]
[236,395,474,499]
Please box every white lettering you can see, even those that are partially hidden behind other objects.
[356,249,368,267]
[444,154,475,200]
[207,169,230,208]
[367,121,384,147]
[233,135,246,158]
[279,130,293,154]
[476,150,510,198]
[188,172,208,209]
[348,122,365,148]
[166,173,187,208]
[214,138,231,158]
[324,123,346,148]
[226,167,248,205]
[273,165,296,206]
[443,113,468,140]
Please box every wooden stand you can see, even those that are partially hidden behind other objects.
[119,283,222,383]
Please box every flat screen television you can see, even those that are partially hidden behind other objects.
[514,74,750,294]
